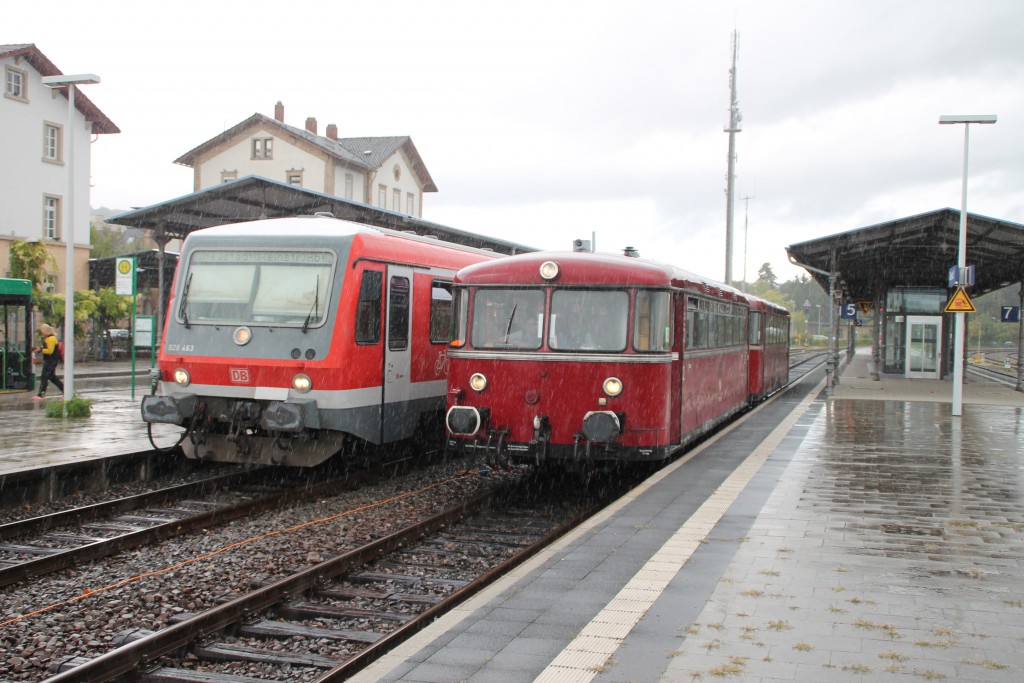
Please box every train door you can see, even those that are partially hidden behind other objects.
[382,266,415,441]
[905,315,941,379]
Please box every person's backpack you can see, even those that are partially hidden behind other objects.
[57,340,65,363]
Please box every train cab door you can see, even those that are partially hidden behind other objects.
[382,266,415,442]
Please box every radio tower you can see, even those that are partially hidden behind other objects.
[724,31,742,286]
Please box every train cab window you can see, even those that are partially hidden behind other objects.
[180,250,333,326]
[549,290,627,352]
[355,270,383,344]
[471,289,544,350]
[387,276,410,351]
[429,280,453,344]
[634,290,672,351]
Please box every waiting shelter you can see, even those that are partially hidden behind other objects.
[786,209,1024,386]
[0,278,35,391]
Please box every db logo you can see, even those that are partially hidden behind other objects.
[229,368,251,383]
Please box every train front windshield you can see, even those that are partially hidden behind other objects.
[179,250,334,326]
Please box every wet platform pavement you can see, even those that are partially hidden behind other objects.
[3,351,1024,681]
[0,360,180,475]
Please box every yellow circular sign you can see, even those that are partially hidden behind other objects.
[117,259,132,274]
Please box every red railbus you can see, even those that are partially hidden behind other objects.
[444,250,779,467]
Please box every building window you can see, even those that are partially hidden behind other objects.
[221,170,238,183]
[43,275,57,294]
[5,66,27,101]
[43,195,61,240]
[286,170,303,186]
[344,174,354,200]
[251,137,273,159]
[406,193,415,215]
[43,122,63,163]
[393,188,401,211]
[378,184,387,208]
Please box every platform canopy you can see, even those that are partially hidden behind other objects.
[107,175,533,256]
[786,209,1024,300]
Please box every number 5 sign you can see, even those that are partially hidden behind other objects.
[840,303,858,321]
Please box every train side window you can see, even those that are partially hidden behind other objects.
[388,276,410,351]
[634,290,672,351]
[450,287,469,347]
[430,280,453,344]
[355,270,382,344]
[749,311,762,345]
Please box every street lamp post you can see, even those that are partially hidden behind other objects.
[815,304,821,338]
[939,114,996,417]
[41,73,101,402]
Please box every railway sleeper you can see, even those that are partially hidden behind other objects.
[316,585,443,605]
[276,600,412,623]
[346,569,469,588]
[192,641,340,669]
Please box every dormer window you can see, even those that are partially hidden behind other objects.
[251,137,273,160]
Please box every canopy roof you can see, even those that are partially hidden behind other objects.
[786,209,1024,299]
[107,176,532,256]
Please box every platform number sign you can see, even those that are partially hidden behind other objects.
[840,303,858,321]
[1001,306,1020,323]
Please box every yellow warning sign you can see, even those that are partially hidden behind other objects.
[857,301,874,315]
[944,287,976,313]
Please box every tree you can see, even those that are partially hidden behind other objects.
[757,262,778,289]
[90,222,154,260]
[8,240,57,291]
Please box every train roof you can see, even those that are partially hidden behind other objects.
[182,214,498,259]
[745,293,791,315]
[455,251,749,302]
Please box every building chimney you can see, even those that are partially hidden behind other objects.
[305,117,317,134]
[274,101,284,122]
[326,123,338,140]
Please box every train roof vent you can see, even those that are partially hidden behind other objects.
[623,246,640,258]
[313,212,335,218]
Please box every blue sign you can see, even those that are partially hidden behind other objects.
[840,303,858,321]
[948,264,976,287]
[1001,306,1020,323]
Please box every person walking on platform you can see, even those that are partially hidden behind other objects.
[32,323,64,400]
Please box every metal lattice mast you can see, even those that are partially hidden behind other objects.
[724,31,742,286]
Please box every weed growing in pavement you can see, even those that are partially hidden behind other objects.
[44,395,94,418]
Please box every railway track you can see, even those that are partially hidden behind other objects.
[44,477,599,683]
[0,459,428,591]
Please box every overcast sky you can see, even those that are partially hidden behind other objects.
[6,0,1022,284]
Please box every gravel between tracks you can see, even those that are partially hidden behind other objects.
[0,459,522,682]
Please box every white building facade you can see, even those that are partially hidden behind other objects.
[175,102,436,217]
[0,44,118,290]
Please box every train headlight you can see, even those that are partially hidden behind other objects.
[233,326,253,346]
[173,368,191,386]
[539,260,559,280]
[292,373,312,393]
[602,377,623,397]
[469,373,488,392]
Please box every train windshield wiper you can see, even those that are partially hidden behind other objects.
[179,273,193,329]
[302,275,320,334]
[502,304,517,344]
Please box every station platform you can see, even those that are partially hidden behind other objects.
[352,350,1024,683]
[0,360,180,476]
[3,352,1024,681]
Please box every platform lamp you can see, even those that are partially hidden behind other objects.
[939,114,996,417]
[41,73,101,402]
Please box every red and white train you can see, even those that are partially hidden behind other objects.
[444,249,791,467]
[142,214,497,467]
